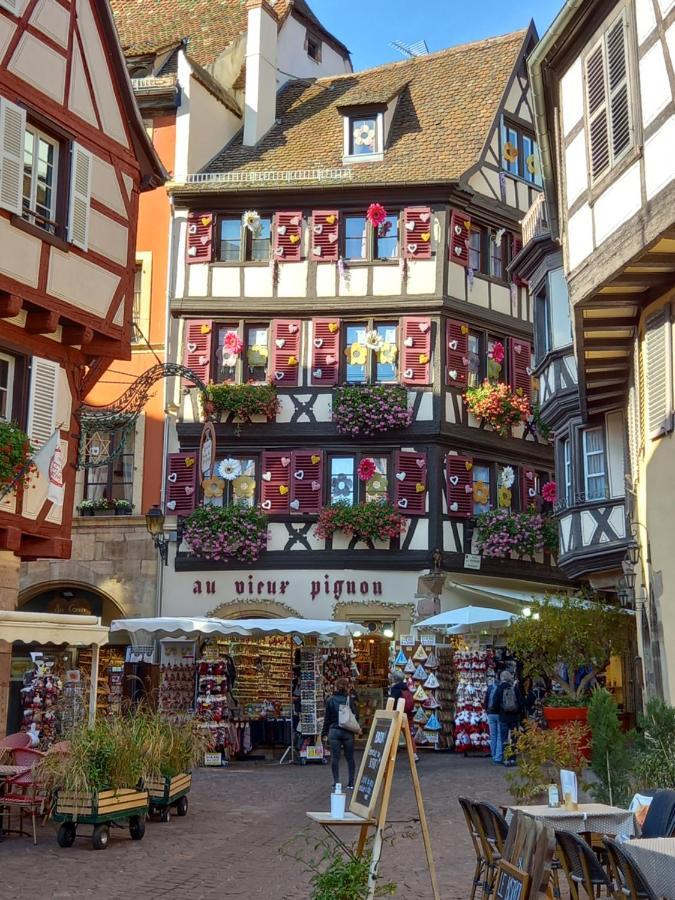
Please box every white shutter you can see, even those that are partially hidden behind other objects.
[645,306,673,439]
[67,142,92,250]
[27,357,59,449]
[0,97,26,215]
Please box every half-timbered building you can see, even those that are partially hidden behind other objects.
[160,15,571,638]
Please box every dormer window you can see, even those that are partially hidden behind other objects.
[343,112,384,163]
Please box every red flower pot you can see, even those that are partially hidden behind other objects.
[543,704,591,759]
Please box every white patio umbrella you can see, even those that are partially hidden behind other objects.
[415,606,519,629]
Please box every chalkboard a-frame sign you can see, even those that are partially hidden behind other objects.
[349,710,398,819]
[495,860,530,900]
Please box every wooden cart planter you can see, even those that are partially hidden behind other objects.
[145,773,191,822]
[53,787,149,850]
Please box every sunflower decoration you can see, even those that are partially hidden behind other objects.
[497,486,512,508]
[202,477,225,499]
[348,342,367,366]
[242,210,262,235]
[503,141,519,163]
[353,121,376,149]
[233,475,256,501]
[526,153,540,175]
[218,458,242,481]
[364,329,384,352]
[378,343,397,366]
[473,480,490,505]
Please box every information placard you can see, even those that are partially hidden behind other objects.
[495,861,530,900]
[349,710,398,819]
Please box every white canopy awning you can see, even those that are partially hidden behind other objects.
[228,618,362,638]
[110,616,252,644]
[416,606,518,630]
[0,610,109,647]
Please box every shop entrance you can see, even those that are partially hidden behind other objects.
[351,622,394,735]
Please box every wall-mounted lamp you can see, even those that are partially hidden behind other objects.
[625,542,640,567]
[145,504,168,566]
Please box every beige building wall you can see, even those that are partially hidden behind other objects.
[0,552,20,737]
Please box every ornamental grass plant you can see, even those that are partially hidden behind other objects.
[203,383,280,423]
[464,380,531,436]
[332,385,412,437]
[182,502,268,563]
[315,501,407,543]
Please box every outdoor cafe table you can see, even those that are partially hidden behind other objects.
[507,803,636,838]
[623,837,675,899]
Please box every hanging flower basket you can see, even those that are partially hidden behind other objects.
[315,501,407,543]
[202,383,280,424]
[332,385,412,437]
[0,422,35,492]
[464,380,531,437]
[475,508,558,560]
[182,504,268,563]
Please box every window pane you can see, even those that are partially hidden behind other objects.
[246,326,269,381]
[85,431,134,504]
[219,218,241,261]
[583,428,606,500]
[469,229,481,271]
[0,357,10,420]
[350,117,378,156]
[548,268,573,349]
[345,323,367,383]
[535,291,549,360]
[215,324,239,383]
[473,463,491,515]
[467,333,481,386]
[490,233,503,280]
[375,322,397,383]
[22,130,34,214]
[487,336,505,382]
[344,215,367,260]
[364,456,388,503]
[132,263,143,330]
[375,214,399,259]
[502,124,519,175]
[249,216,271,261]
[331,457,355,505]
[523,134,543,186]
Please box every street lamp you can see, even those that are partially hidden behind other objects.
[624,542,640,567]
[145,504,168,566]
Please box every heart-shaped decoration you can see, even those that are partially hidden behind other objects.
[281,457,290,467]
[461,325,469,335]
[327,322,338,333]
[449,369,458,380]
[407,243,418,254]
[288,323,299,333]
[418,322,430,333]
[261,500,272,510]
[279,485,289,495]
[277,225,287,235]
[168,473,178,483]
[465,460,473,471]
[200,324,211,335]
[448,339,458,351]
[418,353,429,364]
[198,355,207,366]
[465,484,473,494]
[262,472,272,482]
[313,337,324,348]
[275,338,285,349]
[395,472,406,482]
[200,216,211,227]
[404,336,414,347]
[275,246,284,256]
[528,488,537,498]
[405,220,416,232]
[310,455,320,464]
[289,234,300,245]
[314,246,322,255]
[454,224,463,236]
[166,500,176,511]
[311,480,320,491]
[185,457,195,467]
[290,216,300,226]
[525,469,534,480]
[514,343,522,354]
[463,219,471,230]
[449,475,459,486]
[398,498,409,509]
[325,214,336,225]
[288,356,298,366]
[416,458,425,469]
[313,223,323,235]
[453,245,463,256]
[187,246,197,256]
[187,342,197,353]
[185,486,194,496]
[274,371,284,381]
[200,235,209,245]
[526,367,533,375]
[294,470,304,480]
[462,356,469,366]
[325,355,336,365]
[404,368,413,378]
[188,223,197,235]
[312,368,323,378]
[328,232,338,243]
[450,501,459,512]
[420,232,430,242]
[419,212,430,223]
[415,483,425,493]
[290,499,300,510]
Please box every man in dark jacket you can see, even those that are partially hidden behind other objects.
[494,670,524,766]
[322,677,360,789]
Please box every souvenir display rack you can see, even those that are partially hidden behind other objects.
[158,658,196,715]
[196,643,237,756]
[453,641,494,755]
[435,645,456,749]
[78,647,125,718]
[20,662,63,749]
[298,647,327,764]
[392,639,445,750]
[322,646,353,696]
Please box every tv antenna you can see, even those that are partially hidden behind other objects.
[390,39,429,59]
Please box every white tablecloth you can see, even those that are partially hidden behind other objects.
[507,803,636,838]
[624,838,675,899]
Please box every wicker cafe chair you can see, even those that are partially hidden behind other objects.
[603,838,658,900]
[639,789,675,838]
[0,733,32,751]
[474,801,509,897]
[458,797,487,900]
[556,829,613,899]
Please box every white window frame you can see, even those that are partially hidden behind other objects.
[22,124,59,231]
[582,427,607,501]
[343,112,384,164]
[132,252,152,346]
[0,350,15,421]
[561,437,572,505]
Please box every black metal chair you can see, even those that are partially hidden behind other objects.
[640,789,675,838]
[603,837,658,900]
[474,801,509,897]
[458,797,487,900]
[555,829,613,898]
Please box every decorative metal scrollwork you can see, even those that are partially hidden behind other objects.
[77,364,206,469]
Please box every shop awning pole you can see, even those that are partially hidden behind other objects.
[88,643,100,727]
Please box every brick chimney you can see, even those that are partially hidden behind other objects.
[243,0,278,147]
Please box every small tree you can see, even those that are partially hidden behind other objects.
[587,688,633,807]
[506,595,629,701]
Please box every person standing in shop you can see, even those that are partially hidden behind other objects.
[484,675,502,764]
[322,678,360,789]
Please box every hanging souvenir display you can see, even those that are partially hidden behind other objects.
[424,672,439,690]
[20,661,62,749]
[404,657,416,675]
[412,645,428,662]
[452,647,493,754]
[394,649,408,667]
[412,664,427,681]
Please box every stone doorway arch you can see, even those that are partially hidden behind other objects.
[17,581,127,626]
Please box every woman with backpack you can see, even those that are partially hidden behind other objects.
[322,677,360,789]
[494,670,524,767]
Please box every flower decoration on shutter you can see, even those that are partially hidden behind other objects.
[508,337,532,401]
[401,317,431,386]
[260,451,290,513]
[311,318,340,386]
[165,453,197,515]
[446,454,473,518]
[273,212,303,261]
[183,319,212,385]
[311,210,339,261]
[186,212,213,264]
[446,319,469,387]
[519,466,538,511]
[270,319,301,387]
[290,450,323,513]
[510,234,527,286]
[448,209,471,266]
[403,207,432,260]
[393,450,427,516]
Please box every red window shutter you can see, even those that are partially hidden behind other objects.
[311,318,340,386]
[182,319,212,385]
[290,449,324,513]
[186,211,213,264]
[261,451,291,514]
[446,454,473,518]
[511,233,527,286]
[273,211,303,262]
[311,210,340,262]
[401,316,431,386]
[403,207,432,260]
[446,319,469,387]
[520,466,538,511]
[508,337,532,400]
[393,450,427,516]
[270,319,301,387]
[165,452,197,515]
[448,209,471,266]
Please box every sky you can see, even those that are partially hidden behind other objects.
[308,0,563,71]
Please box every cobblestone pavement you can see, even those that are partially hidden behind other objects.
[0,752,513,900]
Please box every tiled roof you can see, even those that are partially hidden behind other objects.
[187,29,527,191]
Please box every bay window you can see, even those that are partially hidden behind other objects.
[582,427,607,500]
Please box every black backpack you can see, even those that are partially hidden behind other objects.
[501,683,519,714]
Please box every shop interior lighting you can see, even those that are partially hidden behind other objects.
[383,627,394,638]
[352,630,362,638]
[522,607,532,618]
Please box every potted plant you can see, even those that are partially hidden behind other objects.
[475,508,558,560]
[182,502,268,563]
[464,380,531,436]
[0,421,35,492]
[332,385,413,437]
[506,594,629,737]
[315,501,407,544]
[114,499,133,516]
[203,382,280,424]
[505,719,589,803]
[78,499,96,517]
[90,497,115,516]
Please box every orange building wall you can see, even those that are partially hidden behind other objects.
[86,114,176,514]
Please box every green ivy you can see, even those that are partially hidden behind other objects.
[203,383,280,423]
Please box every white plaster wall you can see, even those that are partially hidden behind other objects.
[316,264,336,297]
[567,203,594,270]
[8,32,66,103]
[372,265,401,296]
[90,156,127,217]
[276,393,331,423]
[47,249,120,317]
[173,214,188,300]
[69,39,97,127]
[339,267,368,296]
[560,58,584,137]
[277,261,308,297]
[0,16,14,59]
[565,131,588,207]
[593,161,641,245]
[636,0,657,43]
[244,266,274,297]
[88,210,129,267]
[406,519,429,550]
[468,277,489,309]
[492,284,511,316]
[187,264,209,297]
[447,262,466,301]
[211,266,240,296]
[640,41,671,128]
[407,260,435,295]
[277,14,351,83]
[0,217,41,288]
[186,75,241,174]
[644,115,675,199]
[31,0,69,47]
[413,390,433,421]
[666,20,675,68]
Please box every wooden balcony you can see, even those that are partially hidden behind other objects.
[521,193,549,247]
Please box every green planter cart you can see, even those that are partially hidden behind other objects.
[146,773,191,822]
[53,787,149,850]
